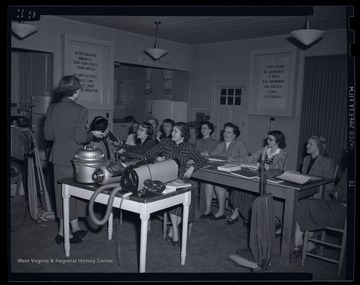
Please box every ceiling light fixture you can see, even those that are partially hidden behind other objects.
[144,21,168,60]
[12,21,39,39]
[290,16,325,46]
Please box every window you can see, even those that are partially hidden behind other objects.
[219,86,244,106]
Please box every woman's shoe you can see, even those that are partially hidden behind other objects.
[55,234,82,245]
[225,216,240,225]
[199,212,212,219]
[208,213,226,220]
[172,239,180,247]
[292,246,302,259]
[73,230,88,240]
[165,233,172,244]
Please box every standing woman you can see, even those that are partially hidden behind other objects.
[143,122,207,246]
[301,135,334,199]
[44,75,104,244]
[201,122,249,220]
[227,130,288,225]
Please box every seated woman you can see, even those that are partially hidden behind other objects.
[147,117,160,142]
[143,122,207,246]
[118,122,157,157]
[227,130,288,226]
[300,135,335,199]
[89,116,119,162]
[292,167,347,258]
[124,120,140,146]
[156,118,175,142]
[200,122,249,220]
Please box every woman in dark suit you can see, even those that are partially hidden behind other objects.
[44,75,104,245]
[301,135,334,199]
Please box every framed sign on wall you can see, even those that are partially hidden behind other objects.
[247,47,298,117]
[63,34,114,110]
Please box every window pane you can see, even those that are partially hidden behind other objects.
[228,89,234,95]
[220,96,226,105]
[228,97,233,105]
[220,89,226,95]
[235,97,241,105]
[235,89,241,95]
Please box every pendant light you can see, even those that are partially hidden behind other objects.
[12,21,39,39]
[290,16,325,45]
[144,21,168,60]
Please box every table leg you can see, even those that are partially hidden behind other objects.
[181,191,191,266]
[279,189,297,266]
[139,208,150,273]
[108,211,113,240]
[62,184,70,257]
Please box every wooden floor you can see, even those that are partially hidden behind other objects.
[9,195,352,282]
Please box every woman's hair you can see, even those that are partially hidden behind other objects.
[268,130,286,149]
[128,121,140,135]
[51,75,81,104]
[163,118,175,126]
[139,122,154,137]
[90,116,108,132]
[309,134,327,156]
[174,122,191,142]
[147,117,159,128]
[224,122,240,138]
[200,121,215,135]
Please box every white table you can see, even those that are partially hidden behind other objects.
[60,178,192,273]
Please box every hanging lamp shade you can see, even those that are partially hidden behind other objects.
[12,22,39,39]
[290,19,325,46]
[144,21,168,60]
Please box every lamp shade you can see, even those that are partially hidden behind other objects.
[290,29,325,45]
[12,22,39,39]
[144,48,168,60]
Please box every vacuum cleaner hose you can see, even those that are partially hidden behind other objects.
[88,183,125,226]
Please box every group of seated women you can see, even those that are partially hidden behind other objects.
[89,116,347,256]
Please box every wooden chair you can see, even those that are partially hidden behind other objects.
[301,216,347,277]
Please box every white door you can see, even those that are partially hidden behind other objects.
[211,77,248,141]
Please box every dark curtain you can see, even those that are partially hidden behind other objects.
[297,55,347,171]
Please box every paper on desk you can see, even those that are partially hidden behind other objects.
[276,171,322,184]
[163,179,192,194]
[240,163,259,171]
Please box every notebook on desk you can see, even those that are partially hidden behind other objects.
[230,169,259,179]
[207,156,228,163]
[275,171,324,185]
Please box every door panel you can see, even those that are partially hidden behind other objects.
[211,79,248,141]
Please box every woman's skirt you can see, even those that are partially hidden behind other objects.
[168,185,196,223]
[53,164,88,220]
[296,199,347,231]
[229,190,257,221]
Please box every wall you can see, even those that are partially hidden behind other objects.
[190,29,347,170]
[11,15,194,89]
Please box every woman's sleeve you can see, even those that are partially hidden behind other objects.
[236,147,262,163]
[234,139,249,160]
[269,150,288,170]
[190,145,207,171]
[143,142,163,160]
[44,107,54,141]
[73,107,93,144]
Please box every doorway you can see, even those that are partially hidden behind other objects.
[211,76,248,141]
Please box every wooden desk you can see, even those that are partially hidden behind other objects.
[191,164,333,267]
[60,178,192,273]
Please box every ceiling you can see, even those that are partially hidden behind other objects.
[55,6,349,45]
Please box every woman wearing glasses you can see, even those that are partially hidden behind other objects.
[118,122,157,156]
[227,130,288,227]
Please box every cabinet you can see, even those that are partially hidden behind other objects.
[114,79,134,110]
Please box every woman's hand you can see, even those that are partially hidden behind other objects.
[118,148,125,154]
[91,130,105,139]
[201,151,208,157]
[184,165,195,179]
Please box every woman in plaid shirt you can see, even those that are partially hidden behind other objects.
[143,122,207,246]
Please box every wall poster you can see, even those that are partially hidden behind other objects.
[63,34,114,110]
[247,47,297,116]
